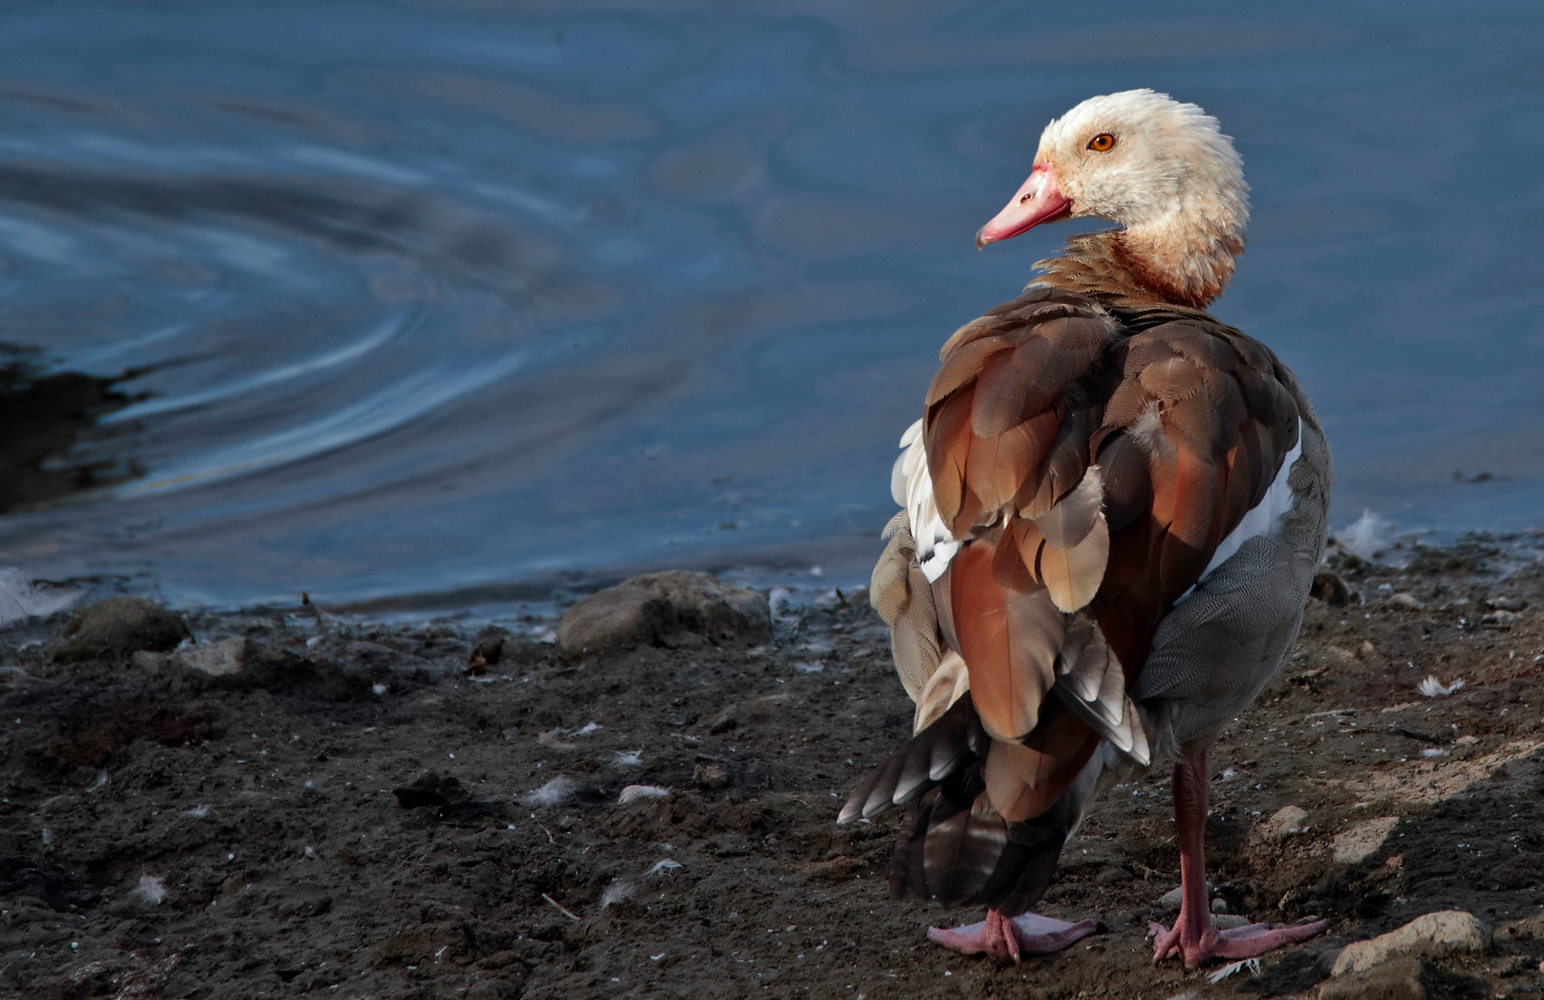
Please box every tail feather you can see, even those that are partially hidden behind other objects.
[845,686,1127,914]
[892,771,1082,912]
[922,788,1006,904]
[837,694,987,825]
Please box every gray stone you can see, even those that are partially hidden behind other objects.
[703,694,788,734]
[693,764,729,789]
[53,597,190,662]
[557,571,771,655]
[1214,914,1250,930]
[556,587,672,655]
[1095,867,1132,886]
[1261,804,1311,840]
[1156,882,1212,908]
[497,636,549,665]
[176,637,248,677]
[1331,910,1490,976]
[1311,571,1350,606]
[1333,816,1400,864]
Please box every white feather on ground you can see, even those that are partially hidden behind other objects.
[1418,675,1465,697]
[600,880,636,908]
[522,776,577,806]
[617,785,669,805]
[1206,958,1261,984]
[131,874,168,906]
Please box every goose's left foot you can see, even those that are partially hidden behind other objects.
[928,909,1105,963]
[1149,916,1326,968]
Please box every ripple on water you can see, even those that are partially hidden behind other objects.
[0,2,1541,611]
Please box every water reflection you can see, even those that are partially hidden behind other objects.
[0,1,1539,609]
[0,347,135,513]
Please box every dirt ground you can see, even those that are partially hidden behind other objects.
[5,542,1544,1000]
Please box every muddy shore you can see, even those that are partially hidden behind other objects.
[4,543,1544,1000]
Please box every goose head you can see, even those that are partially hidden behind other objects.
[976,89,1250,307]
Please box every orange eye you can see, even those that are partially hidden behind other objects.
[1087,133,1116,152]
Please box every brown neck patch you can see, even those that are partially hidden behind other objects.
[1109,233,1224,309]
[1033,230,1239,311]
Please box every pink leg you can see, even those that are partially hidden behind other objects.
[1149,750,1326,968]
[929,908,1104,963]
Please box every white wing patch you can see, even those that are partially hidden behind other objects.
[892,419,958,583]
[1194,418,1304,586]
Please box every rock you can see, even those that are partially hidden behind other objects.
[1311,571,1351,606]
[1318,957,1423,1000]
[626,570,771,641]
[1262,804,1311,840]
[165,636,370,700]
[176,637,248,677]
[1214,914,1251,930]
[556,571,771,655]
[1389,593,1424,610]
[693,764,728,789]
[498,637,549,665]
[1487,595,1527,611]
[698,694,787,737]
[53,597,190,662]
[1333,816,1400,864]
[1156,882,1212,908]
[557,587,672,655]
[1331,910,1490,976]
[1095,867,1132,886]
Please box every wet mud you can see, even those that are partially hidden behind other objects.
[3,549,1544,999]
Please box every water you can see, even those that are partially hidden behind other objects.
[0,1,1540,610]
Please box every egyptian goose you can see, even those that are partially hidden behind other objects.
[841,90,1331,968]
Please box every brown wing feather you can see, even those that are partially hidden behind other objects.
[1091,317,1304,673]
[932,301,1301,747]
[1095,432,1151,533]
[966,421,1042,513]
[947,536,1063,742]
[927,336,1013,407]
[861,291,1303,913]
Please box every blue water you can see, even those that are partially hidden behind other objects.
[0,1,1540,609]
